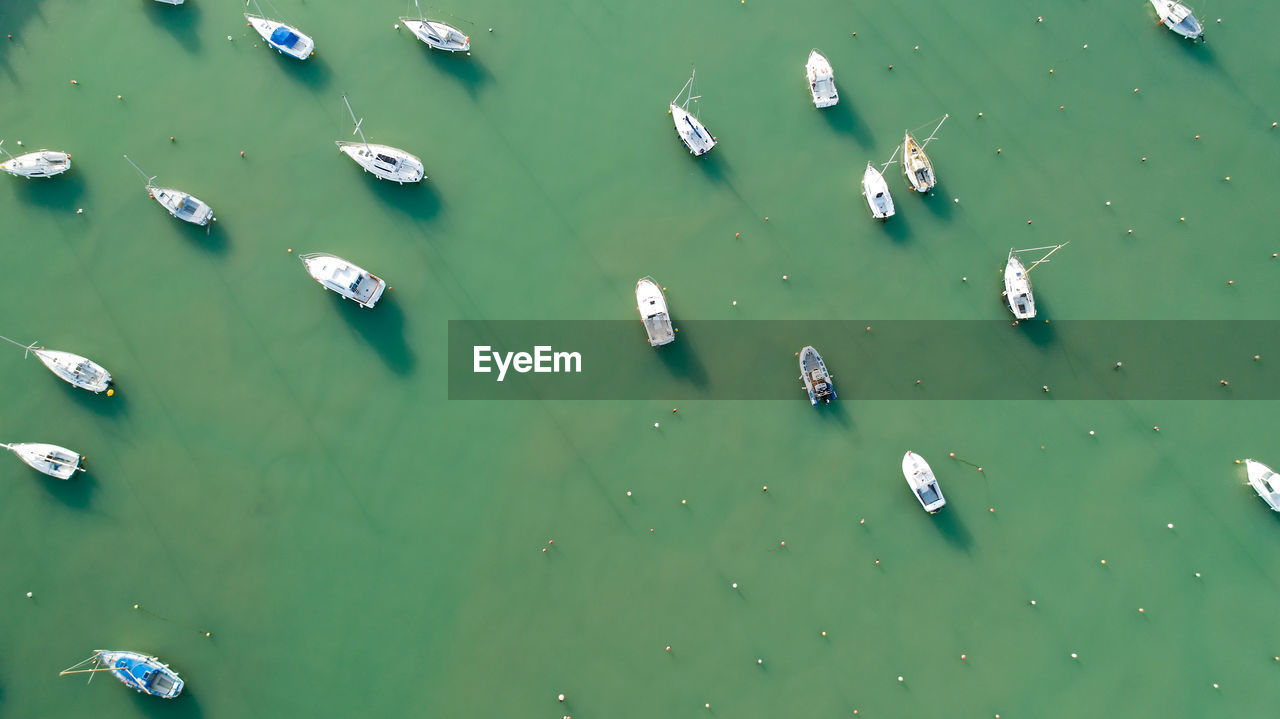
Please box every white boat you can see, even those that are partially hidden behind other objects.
[1003,244,1068,320]
[153,0,185,5]
[3,442,84,479]
[400,0,470,52]
[61,651,184,699]
[862,162,895,219]
[902,451,946,513]
[805,50,838,108]
[636,277,674,347]
[1246,459,1280,512]
[798,346,835,405]
[1150,0,1205,41]
[1,334,113,393]
[299,253,387,308]
[245,0,315,60]
[670,70,716,157]
[902,115,948,193]
[0,141,71,178]
[123,155,214,226]
[336,94,425,184]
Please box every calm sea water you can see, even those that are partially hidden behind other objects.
[2,0,1278,717]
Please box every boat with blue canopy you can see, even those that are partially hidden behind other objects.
[245,0,315,60]
[60,650,184,699]
[1150,0,1205,41]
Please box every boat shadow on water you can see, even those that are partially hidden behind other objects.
[921,182,955,220]
[131,684,204,719]
[142,0,202,53]
[14,171,87,211]
[174,221,228,255]
[820,101,873,147]
[359,175,442,222]
[334,292,415,376]
[656,328,708,389]
[277,52,333,91]
[1010,298,1058,349]
[40,468,94,509]
[427,53,492,95]
[59,381,129,420]
[930,505,972,551]
[875,211,911,243]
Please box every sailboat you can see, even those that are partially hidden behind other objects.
[123,155,214,226]
[153,0,185,5]
[0,140,71,178]
[1245,459,1280,512]
[902,451,946,513]
[798,345,835,406]
[902,114,948,193]
[245,0,315,60]
[1003,243,1068,320]
[805,50,838,108]
[299,253,387,308]
[336,94,425,184]
[399,0,470,52]
[61,651,184,699]
[636,277,674,347]
[0,334,113,393]
[1150,0,1205,41]
[862,162,895,219]
[670,70,716,157]
[3,442,85,479]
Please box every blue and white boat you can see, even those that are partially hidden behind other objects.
[902,451,946,513]
[60,650,184,699]
[0,140,71,178]
[799,345,835,405]
[1150,0,1205,41]
[245,0,315,60]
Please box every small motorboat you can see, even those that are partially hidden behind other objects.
[61,651,184,699]
[245,0,315,60]
[670,69,716,157]
[862,162,895,219]
[0,141,71,178]
[636,277,674,347]
[299,253,387,308]
[1246,459,1280,512]
[1003,244,1068,320]
[1150,0,1205,41]
[124,155,214,226]
[3,442,84,480]
[336,94,425,184]
[798,345,835,405]
[805,50,838,108]
[902,451,946,513]
[1,334,113,393]
[400,0,470,53]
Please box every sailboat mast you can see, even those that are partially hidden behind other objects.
[1023,242,1069,274]
[122,154,155,187]
[341,94,370,150]
[922,114,949,145]
[0,140,12,161]
[247,0,265,17]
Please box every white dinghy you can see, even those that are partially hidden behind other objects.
[1003,243,1068,320]
[123,155,214,227]
[670,69,716,157]
[1245,459,1280,512]
[245,0,315,60]
[1150,0,1205,41]
[636,277,674,347]
[902,451,946,513]
[153,0,185,5]
[0,141,71,178]
[862,162,895,219]
[299,253,387,308]
[3,442,84,480]
[400,0,470,52]
[805,50,838,108]
[336,94,425,184]
[902,114,948,193]
[1,335,113,393]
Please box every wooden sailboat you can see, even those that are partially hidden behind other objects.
[902,114,948,193]
[336,94,425,184]
[0,334,113,393]
[3,442,85,479]
[1003,243,1068,320]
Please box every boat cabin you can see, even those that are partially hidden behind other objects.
[270,26,301,49]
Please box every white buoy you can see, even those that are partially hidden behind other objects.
[26,591,33,598]
[558,694,565,702]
